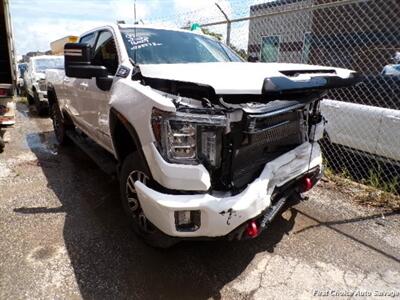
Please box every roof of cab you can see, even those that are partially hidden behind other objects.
[80,23,204,38]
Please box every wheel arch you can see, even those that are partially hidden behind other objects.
[47,85,73,126]
[109,107,151,175]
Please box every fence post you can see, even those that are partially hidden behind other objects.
[226,21,231,46]
[215,2,231,46]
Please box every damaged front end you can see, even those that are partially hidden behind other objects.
[150,88,325,196]
[132,66,359,238]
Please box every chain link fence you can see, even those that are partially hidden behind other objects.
[146,0,400,194]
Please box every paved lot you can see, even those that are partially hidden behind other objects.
[0,103,400,299]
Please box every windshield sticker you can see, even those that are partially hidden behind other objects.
[124,33,162,50]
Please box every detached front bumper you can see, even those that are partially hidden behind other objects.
[135,142,322,238]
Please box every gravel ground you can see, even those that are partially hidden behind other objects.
[0,102,399,300]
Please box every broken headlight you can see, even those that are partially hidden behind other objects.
[166,120,197,161]
[152,109,226,166]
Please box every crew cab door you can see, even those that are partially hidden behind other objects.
[66,31,98,130]
[79,30,118,153]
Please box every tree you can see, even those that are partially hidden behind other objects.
[201,28,247,60]
[229,44,248,60]
[201,28,223,42]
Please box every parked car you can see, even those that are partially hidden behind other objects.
[46,24,359,247]
[24,55,64,115]
[382,64,400,76]
[321,75,400,164]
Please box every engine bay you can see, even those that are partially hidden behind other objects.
[145,74,324,193]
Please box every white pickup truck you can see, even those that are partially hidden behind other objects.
[46,24,359,247]
[24,55,64,115]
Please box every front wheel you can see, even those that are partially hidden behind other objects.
[119,152,177,248]
[51,102,71,146]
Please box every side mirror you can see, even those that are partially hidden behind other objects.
[64,43,108,79]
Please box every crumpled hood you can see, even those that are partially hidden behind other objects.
[139,62,357,95]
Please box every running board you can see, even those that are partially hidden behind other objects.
[66,130,117,176]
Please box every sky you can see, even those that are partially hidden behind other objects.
[10,0,263,57]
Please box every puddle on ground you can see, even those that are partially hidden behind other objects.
[12,103,58,155]
[26,132,58,155]
[26,245,66,264]
[19,108,30,118]
[31,245,56,260]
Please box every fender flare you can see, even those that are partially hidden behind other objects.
[109,107,152,176]
[46,85,72,125]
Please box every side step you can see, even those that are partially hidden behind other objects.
[66,130,117,176]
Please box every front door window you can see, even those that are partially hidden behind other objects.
[93,31,119,75]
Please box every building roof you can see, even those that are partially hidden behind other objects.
[250,0,306,12]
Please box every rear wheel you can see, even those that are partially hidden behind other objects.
[119,152,177,248]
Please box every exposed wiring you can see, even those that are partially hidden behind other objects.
[307,121,316,173]
[307,101,321,173]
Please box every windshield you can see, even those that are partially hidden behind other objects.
[34,57,64,72]
[121,28,243,64]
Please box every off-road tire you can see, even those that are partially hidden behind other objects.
[51,102,71,146]
[120,152,177,248]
